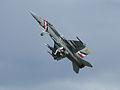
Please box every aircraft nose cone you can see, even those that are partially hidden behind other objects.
[30,11,37,18]
[30,11,43,23]
[30,11,39,21]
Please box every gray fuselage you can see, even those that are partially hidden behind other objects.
[46,24,82,67]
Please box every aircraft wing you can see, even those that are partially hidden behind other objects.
[68,40,86,53]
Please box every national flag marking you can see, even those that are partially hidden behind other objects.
[78,53,84,58]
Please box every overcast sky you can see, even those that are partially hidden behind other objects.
[0,0,120,90]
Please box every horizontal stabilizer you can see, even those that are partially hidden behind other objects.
[81,60,93,67]
[72,62,79,73]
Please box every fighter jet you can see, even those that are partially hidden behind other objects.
[30,11,92,73]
